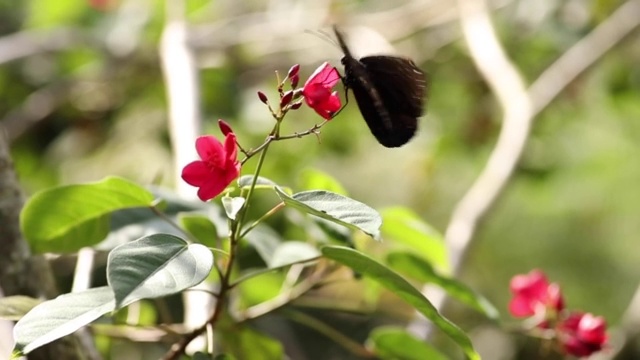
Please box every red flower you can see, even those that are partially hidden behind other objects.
[182,133,240,201]
[558,312,607,357]
[509,269,564,318]
[302,62,342,119]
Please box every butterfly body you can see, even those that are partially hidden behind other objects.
[334,27,428,148]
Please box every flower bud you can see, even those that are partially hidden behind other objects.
[290,74,300,88]
[290,100,302,110]
[218,119,234,136]
[280,90,294,108]
[257,91,269,104]
[287,64,300,79]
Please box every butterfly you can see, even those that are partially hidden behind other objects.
[334,26,428,148]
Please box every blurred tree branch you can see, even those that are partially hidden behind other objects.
[0,28,83,65]
[412,0,640,340]
[0,134,100,360]
[446,0,640,280]
[1,81,72,141]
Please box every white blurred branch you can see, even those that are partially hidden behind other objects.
[412,0,640,340]
[160,0,201,197]
[529,0,640,114]
[159,0,211,354]
[445,0,533,274]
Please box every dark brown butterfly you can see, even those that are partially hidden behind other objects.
[334,26,428,147]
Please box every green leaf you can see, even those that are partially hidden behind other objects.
[381,207,448,270]
[219,325,283,360]
[237,175,278,189]
[244,225,283,265]
[0,296,42,321]
[107,234,214,308]
[13,287,117,355]
[21,176,155,253]
[387,252,499,319]
[300,168,348,195]
[275,188,382,240]
[322,246,479,360]
[222,196,245,220]
[193,352,215,360]
[269,241,320,268]
[369,327,448,360]
[178,212,219,248]
[27,0,85,27]
[236,271,283,308]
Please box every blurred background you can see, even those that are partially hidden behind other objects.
[2,0,640,359]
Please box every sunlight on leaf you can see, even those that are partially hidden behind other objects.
[369,327,448,360]
[21,176,155,253]
[222,196,245,220]
[300,168,348,195]
[107,234,214,308]
[13,287,116,355]
[269,241,320,268]
[275,188,382,240]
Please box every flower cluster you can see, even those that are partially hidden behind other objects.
[181,63,342,201]
[508,270,608,358]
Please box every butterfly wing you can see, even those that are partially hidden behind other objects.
[359,56,428,118]
[346,55,428,147]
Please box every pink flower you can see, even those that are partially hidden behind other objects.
[558,312,607,357]
[508,269,564,318]
[302,62,342,119]
[182,133,240,201]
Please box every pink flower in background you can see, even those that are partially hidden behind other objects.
[558,312,608,357]
[508,269,564,318]
[302,62,342,119]
[182,133,240,201]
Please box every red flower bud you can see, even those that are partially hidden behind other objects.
[218,119,234,136]
[290,74,300,88]
[290,101,302,110]
[287,64,300,79]
[257,91,269,104]
[280,90,294,108]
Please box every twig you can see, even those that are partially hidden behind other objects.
[0,28,83,65]
[528,0,640,114]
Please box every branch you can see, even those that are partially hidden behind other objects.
[0,28,83,65]
[445,0,533,275]
[410,0,640,340]
[446,0,640,277]
[0,81,71,142]
[529,0,640,114]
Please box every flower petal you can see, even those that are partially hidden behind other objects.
[181,161,210,187]
[196,180,227,202]
[304,62,340,88]
[195,136,224,163]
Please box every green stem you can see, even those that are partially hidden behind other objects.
[239,202,285,239]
